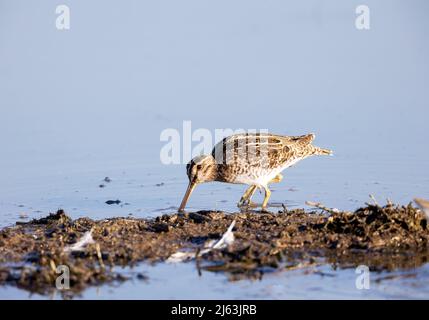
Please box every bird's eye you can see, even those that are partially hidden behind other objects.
[196,164,202,170]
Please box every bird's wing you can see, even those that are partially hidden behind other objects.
[212,133,305,168]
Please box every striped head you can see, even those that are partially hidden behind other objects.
[179,155,217,211]
[186,154,217,184]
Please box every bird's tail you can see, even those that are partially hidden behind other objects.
[312,146,333,156]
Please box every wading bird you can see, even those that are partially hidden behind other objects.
[178,133,332,212]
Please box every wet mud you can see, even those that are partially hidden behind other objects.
[0,202,428,297]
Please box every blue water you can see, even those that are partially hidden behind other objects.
[0,0,428,299]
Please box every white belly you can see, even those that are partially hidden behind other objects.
[233,168,281,187]
[233,158,302,187]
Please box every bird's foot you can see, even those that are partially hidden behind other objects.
[237,199,258,209]
[237,197,247,208]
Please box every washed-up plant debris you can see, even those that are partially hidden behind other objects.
[0,201,428,297]
[166,220,236,263]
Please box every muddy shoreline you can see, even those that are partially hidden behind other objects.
[0,202,428,297]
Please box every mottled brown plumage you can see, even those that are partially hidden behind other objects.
[179,133,332,211]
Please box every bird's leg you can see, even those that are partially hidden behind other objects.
[261,186,271,211]
[245,185,258,207]
[267,173,286,210]
[238,185,257,207]
[238,174,283,209]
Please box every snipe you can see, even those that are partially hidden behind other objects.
[178,133,332,212]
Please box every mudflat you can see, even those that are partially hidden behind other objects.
[0,202,428,297]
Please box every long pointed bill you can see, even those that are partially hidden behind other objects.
[178,181,197,212]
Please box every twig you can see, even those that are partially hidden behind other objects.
[305,201,340,214]
[281,203,288,213]
[369,194,379,206]
[95,243,105,270]
[49,259,57,273]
